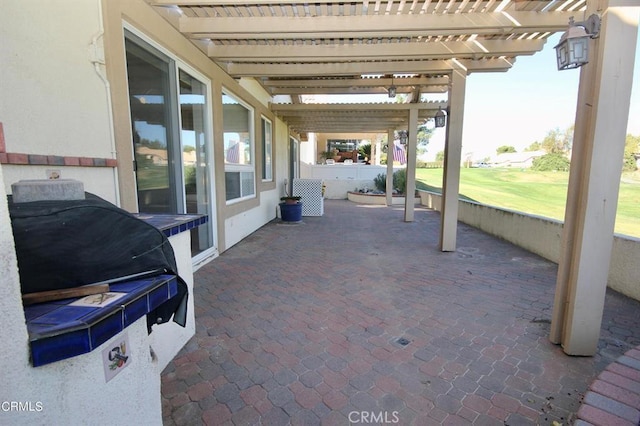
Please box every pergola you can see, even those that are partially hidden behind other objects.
[150,0,579,131]
[148,0,639,356]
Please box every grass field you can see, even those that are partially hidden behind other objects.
[414,168,640,238]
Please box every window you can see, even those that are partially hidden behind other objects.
[328,139,359,152]
[223,93,255,201]
[262,117,273,181]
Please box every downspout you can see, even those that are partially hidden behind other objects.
[89,0,121,206]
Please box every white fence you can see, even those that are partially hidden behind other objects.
[301,163,403,199]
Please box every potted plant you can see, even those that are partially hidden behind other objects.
[279,196,303,222]
[280,195,301,205]
[319,150,336,164]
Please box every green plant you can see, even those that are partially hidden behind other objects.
[531,153,570,171]
[359,143,371,161]
[280,195,301,204]
[319,150,335,161]
[372,170,407,194]
[393,169,406,194]
[373,173,386,192]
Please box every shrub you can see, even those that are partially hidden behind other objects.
[373,170,406,194]
[393,169,406,194]
[373,173,386,192]
[531,153,570,172]
[623,153,637,172]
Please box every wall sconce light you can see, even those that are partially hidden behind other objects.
[554,14,601,71]
[434,107,446,128]
[388,76,396,98]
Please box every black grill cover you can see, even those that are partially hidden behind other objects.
[8,193,188,329]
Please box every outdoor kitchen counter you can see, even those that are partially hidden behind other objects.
[24,213,207,367]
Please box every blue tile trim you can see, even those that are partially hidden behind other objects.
[132,213,208,237]
[25,274,178,367]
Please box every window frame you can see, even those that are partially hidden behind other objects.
[261,116,273,182]
[123,24,218,261]
[222,90,256,204]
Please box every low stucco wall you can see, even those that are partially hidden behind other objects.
[324,180,375,199]
[418,190,640,302]
[347,192,408,205]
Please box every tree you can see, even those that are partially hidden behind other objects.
[416,126,433,156]
[525,141,542,151]
[623,134,640,172]
[496,145,516,154]
[541,126,573,154]
[435,151,445,161]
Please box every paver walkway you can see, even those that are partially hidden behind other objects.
[162,200,640,425]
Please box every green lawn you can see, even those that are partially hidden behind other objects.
[415,168,640,238]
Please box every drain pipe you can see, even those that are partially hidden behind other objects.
[89,0,121,206]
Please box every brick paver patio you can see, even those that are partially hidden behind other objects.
[161,200,640,425]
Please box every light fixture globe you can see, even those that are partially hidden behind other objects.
[434,108,446,128]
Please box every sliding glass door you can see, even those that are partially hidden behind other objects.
[125,31,216,260]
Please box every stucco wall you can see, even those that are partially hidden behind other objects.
[418,190,640,302]
[3,165,118,202]
[151,231,196,371]
[0,164,162,425]
[0,0,118,204]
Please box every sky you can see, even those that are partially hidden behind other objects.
[428,32,640,160]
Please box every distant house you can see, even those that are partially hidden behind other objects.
[491,150,546,168]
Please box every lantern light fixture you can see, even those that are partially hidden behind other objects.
[434,107,446,128]
[398,130,408,145]
[388,76,396,98]
[554,14,601,71]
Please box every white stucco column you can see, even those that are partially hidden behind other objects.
[439,70,466,251]
[404,108,418,221]
[550,2,638,355]
[386,129,394,206]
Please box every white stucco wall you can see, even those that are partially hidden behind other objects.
[151,231,196,371]
[0,0,118,204]
[225,189,280,249]
[3,165,118,203]
[418,190,640,302]
[0,165,162,425]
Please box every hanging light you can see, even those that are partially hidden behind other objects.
[388,75,396,98]
[554,15,601,71]
[434,107,446,128]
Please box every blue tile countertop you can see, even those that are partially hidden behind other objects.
[133,213,208,237]
[26,274,178,367]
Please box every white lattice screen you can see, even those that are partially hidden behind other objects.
[292,179,324,216]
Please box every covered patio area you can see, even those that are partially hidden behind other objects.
[161,200,640,425]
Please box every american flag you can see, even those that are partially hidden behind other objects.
[393,141,406,165]
[225,142,240,163]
